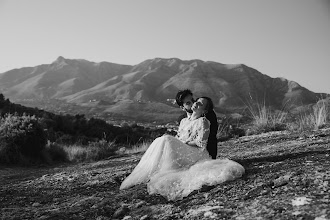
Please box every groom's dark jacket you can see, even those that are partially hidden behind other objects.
[177,110,218,159]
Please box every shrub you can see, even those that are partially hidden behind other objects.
[88,139,118,160]
[44,141,68,163]
[0,114,47,164]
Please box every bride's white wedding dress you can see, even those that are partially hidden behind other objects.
[120,117,245,201]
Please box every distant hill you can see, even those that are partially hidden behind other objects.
[0,56,328,122]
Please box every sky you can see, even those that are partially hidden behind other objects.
[0,0,329,94]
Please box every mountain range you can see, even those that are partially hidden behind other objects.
[0,56,327,123]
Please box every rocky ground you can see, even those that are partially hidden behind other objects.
[1,129,330,220]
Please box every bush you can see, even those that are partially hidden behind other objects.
[88,139,119,160]
[44,141,68,163]
[0,114,47,164]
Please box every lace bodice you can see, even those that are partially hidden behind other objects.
[176,116,210,149]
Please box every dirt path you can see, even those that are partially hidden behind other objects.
[1,129,330,219]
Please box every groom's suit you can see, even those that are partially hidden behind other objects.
[178,110,218,159]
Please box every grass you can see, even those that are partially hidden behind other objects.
[45,139,152,163]
[294,100,329,131]
[313,101,328,128]
[242,98,329,134]
[244,100,287,135]
[44,139,119,163]
[124,141,151,154]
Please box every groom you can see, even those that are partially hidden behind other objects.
[175,89,218,159]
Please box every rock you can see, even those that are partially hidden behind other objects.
[272,174,291,188]
[112,205,130,218]
[32,202,41,207]
[291,197,312,206]
[260,188,270,195]
[203,193,210,199]
[140,215,149,220]
[135,200,146,208]
[315,215,328,220]
[52,198,60,202]
[118,147,126,153]
[223,208,234,213]
[204,211,217,218]
[292,211,302,216]
[122,216,132,220]
[91,204,99,209]
[96,216,110,220]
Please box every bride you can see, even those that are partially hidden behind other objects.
[120,97,245,201]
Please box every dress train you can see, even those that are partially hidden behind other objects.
[120,135,245,201]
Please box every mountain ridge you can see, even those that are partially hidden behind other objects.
[0,56,328,122]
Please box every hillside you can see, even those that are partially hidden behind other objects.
[1,128,329,219]
[0,57,327,123]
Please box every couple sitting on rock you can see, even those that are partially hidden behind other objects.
[120,89,245,201]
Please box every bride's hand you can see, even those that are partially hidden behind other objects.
[185,141,198,147]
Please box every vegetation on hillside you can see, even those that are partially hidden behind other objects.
[0,94,167,165]
[214,97,330,141]
[0,93,329,165]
